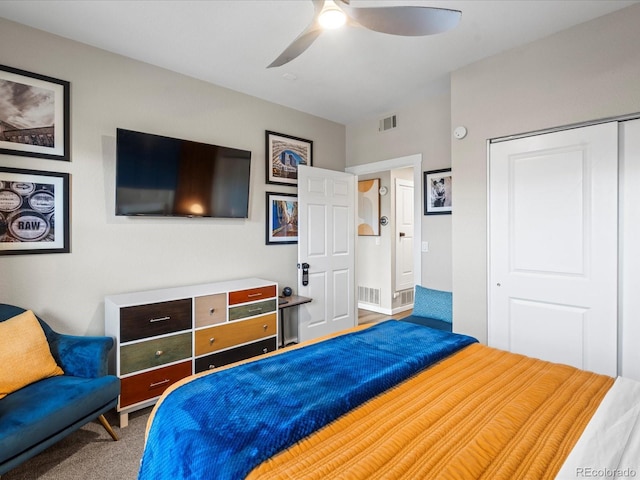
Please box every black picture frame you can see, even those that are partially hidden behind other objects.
[265,192,298,245]
[0,64,70,161]
[0,167,70,255]
[265,130,312,186]
[424,168,452,215]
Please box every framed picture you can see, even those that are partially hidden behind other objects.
[265,131,312,186]
[266,192,298,245]
[0,167,70,255]
[0,64,70,161]
[424,168,452,215]
[358,178,380,236]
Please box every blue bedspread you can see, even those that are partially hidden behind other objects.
[138,320,477,480]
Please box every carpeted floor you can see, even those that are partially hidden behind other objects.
[3,408,150,480]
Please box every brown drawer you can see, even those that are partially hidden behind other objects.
[120,298,192,343]
[194,293,227,328]
[120,332,192,375]
[194,313,277,355]
[119,360,192,408]
[229,285,276,305]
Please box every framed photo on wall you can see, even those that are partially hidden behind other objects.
[265,192,298,245]
[358,178,380,236]
[265,131,312,186]
[0,64,70,161]
[0,167,70,255]
[424,168,452,215]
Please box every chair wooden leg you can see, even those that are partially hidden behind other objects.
[98,414,119,441]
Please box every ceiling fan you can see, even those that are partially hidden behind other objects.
[267,0,461,68]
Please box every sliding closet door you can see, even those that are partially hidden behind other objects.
[621,119,640,381]
[488,122,618,376]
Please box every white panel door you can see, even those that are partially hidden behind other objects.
[297,165,356,342]
[488,122,618,376]
[395,178,414,292]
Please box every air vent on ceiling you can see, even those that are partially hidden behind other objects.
[379,114,397,132]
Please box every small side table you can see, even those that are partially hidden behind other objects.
[278,295,312,347]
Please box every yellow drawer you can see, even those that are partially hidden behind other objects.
[194,293,227,328]
[120,332,192,375]
[194,313,277,356]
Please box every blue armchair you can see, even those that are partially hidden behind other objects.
[0,304,120,475]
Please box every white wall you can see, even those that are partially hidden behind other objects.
[357,171,392,311]
[346,91,453,292]
[0,18,345,336]
[451,4,640,343]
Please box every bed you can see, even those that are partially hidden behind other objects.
[138,320,640,480]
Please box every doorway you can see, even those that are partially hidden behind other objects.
[346,154,422,317]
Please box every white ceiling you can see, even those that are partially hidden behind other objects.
[0,0,637,125]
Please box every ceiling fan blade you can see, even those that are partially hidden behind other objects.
[267,0,325,68]
[267,26,323,68]
[336,2,461,36]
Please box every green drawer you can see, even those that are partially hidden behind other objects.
[120,332,192,375]
[229,299,276,321]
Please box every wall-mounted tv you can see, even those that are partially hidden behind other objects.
[115,129,251,218]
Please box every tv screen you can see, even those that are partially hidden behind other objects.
[115,129,251,218]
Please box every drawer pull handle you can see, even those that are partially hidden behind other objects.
[150,316,170,323]
[263,324,268,331]
[155,350,164,357]
[209,308,215,315]
[248,307,262,313]
[262,348,268,354]
[208,364,216,370]
[149,379,171,389]
[248,293,262,298]
[209,337,215,345]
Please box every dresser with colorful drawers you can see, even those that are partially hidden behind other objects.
[105,278,278,427]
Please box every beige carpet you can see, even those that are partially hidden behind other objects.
[3,408,150,480]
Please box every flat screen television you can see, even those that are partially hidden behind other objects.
[115,129,251,218]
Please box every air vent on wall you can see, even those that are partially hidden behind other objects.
[400,289,414,306]
[379,114,397,132]
[358,286,381,305]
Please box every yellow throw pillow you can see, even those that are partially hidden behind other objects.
[0,310,64,399]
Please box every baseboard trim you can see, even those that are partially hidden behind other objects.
[358,304,413,316]
[358,304,391,315]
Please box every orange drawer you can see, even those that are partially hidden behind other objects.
[229,285,276,305]
[194,312,277,356]
[119,360,192,408]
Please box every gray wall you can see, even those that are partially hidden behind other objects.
[0,18,346,336]
[346,91,453,292]
[451,4,640,343]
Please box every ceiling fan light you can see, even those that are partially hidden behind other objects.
[319,8,347,30]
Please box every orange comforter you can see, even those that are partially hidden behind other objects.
[248,343,613,479]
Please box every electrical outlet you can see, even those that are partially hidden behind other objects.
[421,241,429,252]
